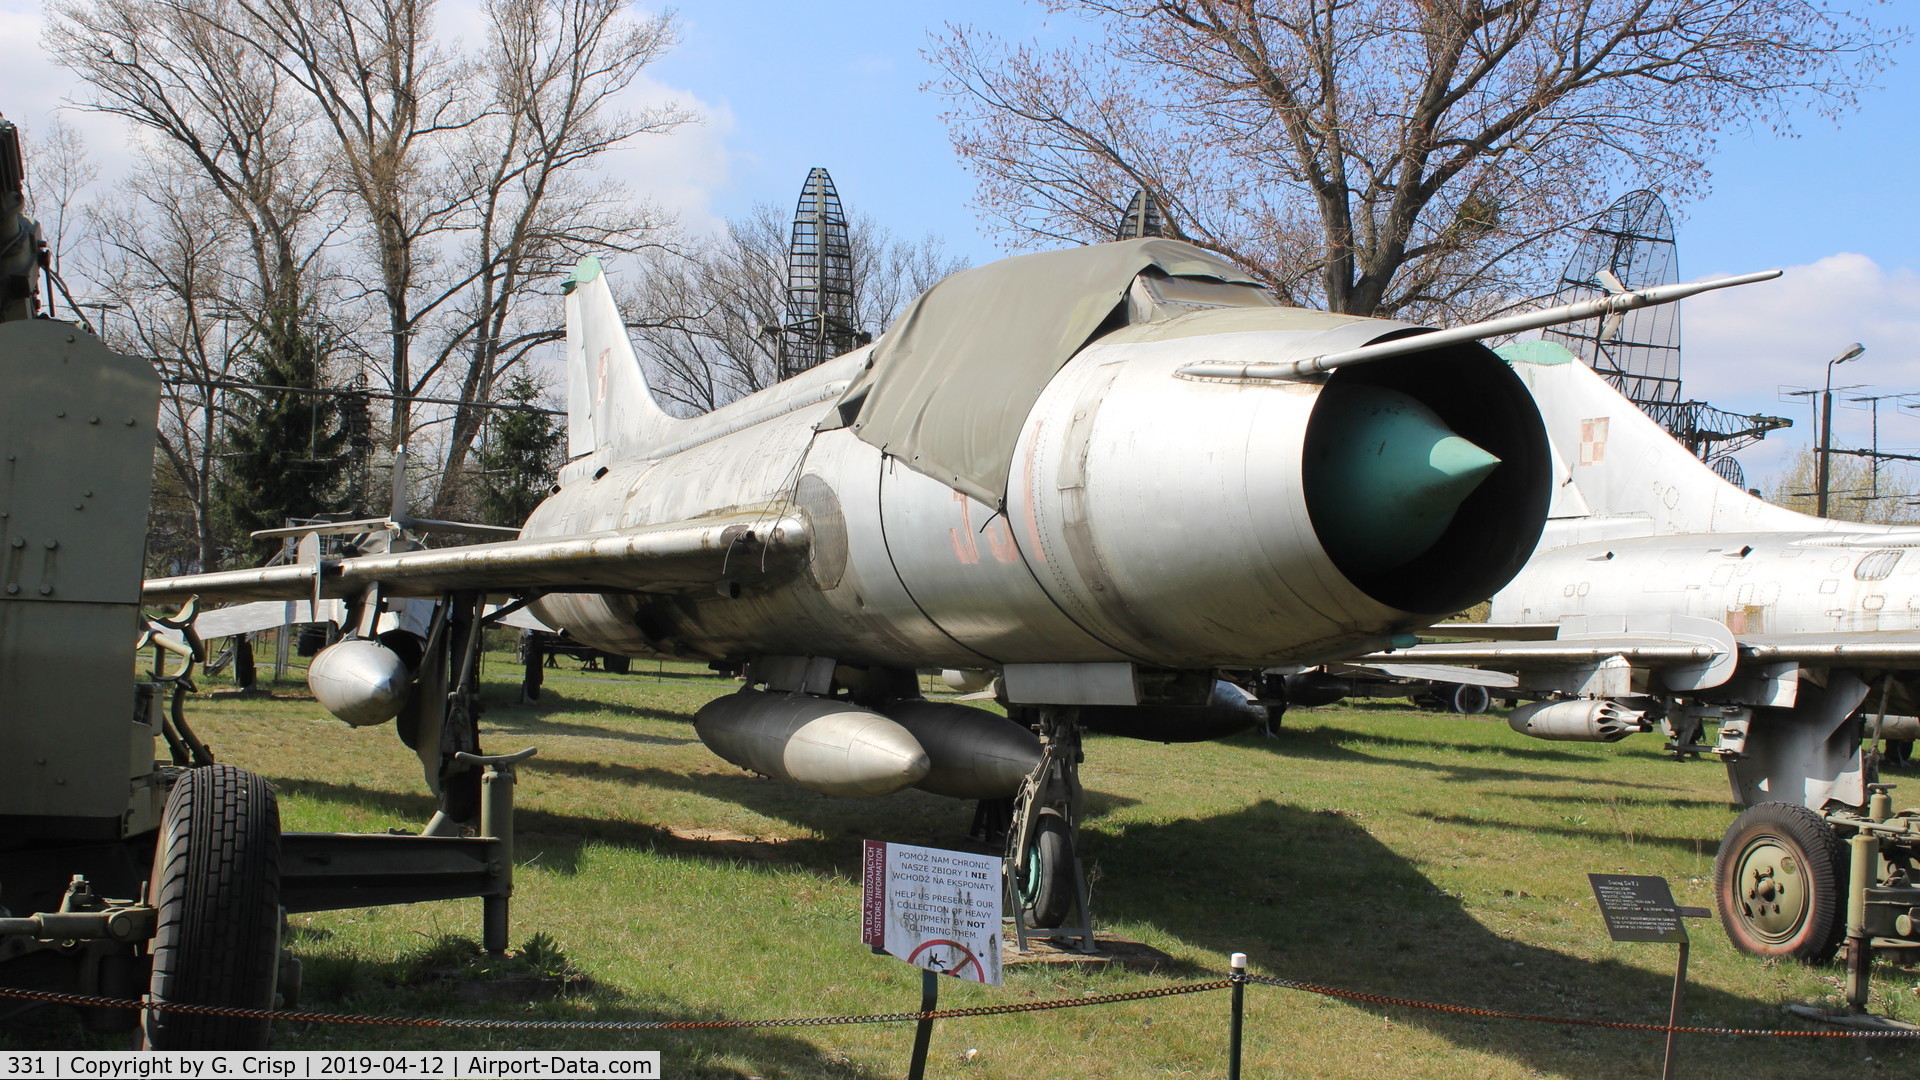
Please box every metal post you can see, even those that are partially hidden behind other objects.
[480,761,513,956]
[1818,342,1866,519]
[906,968,938,1080]
[457,747,537,956]
[1819,388,1835,518]
[1228,952,1247,1080]
[1846,827,1877,1009]
[1661,940,1688,1080]
[274,601,292,681]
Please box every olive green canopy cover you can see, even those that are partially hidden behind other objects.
[830,238,1262,508]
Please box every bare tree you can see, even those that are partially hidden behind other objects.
[48,0,692,536]
[214,0,470,447]
[1768,446,1920,525]
[931,1,1900,321]
[88,157,262,571]
[48,0,342,569]
[627,203,968,415]
[423,0,687,507]
[48,0,334,329]
[19,118,100,288]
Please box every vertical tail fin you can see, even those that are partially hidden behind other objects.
[1499,340,1815,534]
[562,256,678,458]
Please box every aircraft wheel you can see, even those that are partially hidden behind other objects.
[602,654,632,675]
[1446,684,1491,715]
[1713,802,1845,962]
[1016,809,1075,929]
[143,765,283,1050]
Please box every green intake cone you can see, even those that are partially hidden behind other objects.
[1304,384,1500,576]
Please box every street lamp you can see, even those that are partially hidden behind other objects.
[1818,342,1866,518]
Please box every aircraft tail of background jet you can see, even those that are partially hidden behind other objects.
[1498,340,1823,538]
[564,256,680,459]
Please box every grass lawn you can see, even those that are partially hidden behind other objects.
[10,653,1919,1078]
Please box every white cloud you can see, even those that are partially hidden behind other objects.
[1684,253,1920,485]
[599,74,734,244]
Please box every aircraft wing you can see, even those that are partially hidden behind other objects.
[1363,617,1920,697]
[1357,614,1739,692]
[143,512,809,604]
[1735,631,1920,665]
[1337,662,1520,689]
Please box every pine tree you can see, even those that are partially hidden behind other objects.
[476,372,562,528]
[213,311,349,564]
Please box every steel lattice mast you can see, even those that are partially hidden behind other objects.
[1544,190,1787,487]
[780,168,860,380]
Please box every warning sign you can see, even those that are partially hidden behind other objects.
[862,840,1003,985]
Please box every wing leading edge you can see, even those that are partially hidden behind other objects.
[142,512,810,604]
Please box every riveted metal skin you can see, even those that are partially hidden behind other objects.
[523,307,1549,676]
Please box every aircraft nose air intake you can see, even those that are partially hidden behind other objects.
[1304,384,1501,576]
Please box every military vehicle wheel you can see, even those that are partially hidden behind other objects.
[1445,684,1491,715]
[1713,802,1845,962]
[1017,810,1075,929]
[143,765,283,1050]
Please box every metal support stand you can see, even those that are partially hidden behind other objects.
[1228,952,1247,1080]
[1007,856,1096,953]
[1844,782,1894,1010]
[906,968,938,1080]
[1847,826,1876,1010]
[1661,940,1688,1080]
[455,747,538,956]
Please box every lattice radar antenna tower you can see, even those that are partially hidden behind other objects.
[1115,189,1167,240]
[779,167,862,380]
[1543,189,1787,489]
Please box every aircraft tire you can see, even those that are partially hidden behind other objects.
[1713,802,1845,963]
[143,765,283,1050]
[1446,684,1491,715]
[602,654,632,675]
[1018,809,1075,930]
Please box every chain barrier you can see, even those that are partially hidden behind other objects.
[0,981,1230,1032]
[1245,975,1920,1039]
[5,974,1916,1039]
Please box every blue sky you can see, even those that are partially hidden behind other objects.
[6,0,1918,486]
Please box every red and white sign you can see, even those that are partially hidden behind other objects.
[862,840,1002,985]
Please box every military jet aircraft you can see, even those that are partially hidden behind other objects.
[1358,337,1920,962]
[144,238,1765,932]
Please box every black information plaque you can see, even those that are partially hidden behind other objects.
[1589,873,1688,944]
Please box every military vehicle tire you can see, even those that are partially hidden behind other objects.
[1713,802,1845,962]
[143,765,282,1050]
[1445,684,1491,715]
[1018,810,1075,929]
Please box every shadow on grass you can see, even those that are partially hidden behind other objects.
[494,698,702,729]
[289,942,882,1077]
[1410,810,1720,856]
[483,712,701,746]
[1276,723,1606,764]
[1231,725,1691,792]
[1090,800,1898,1076]
[1500,790,1732,811]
